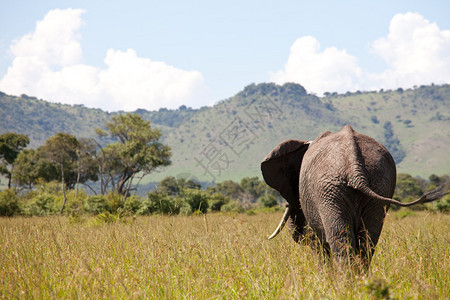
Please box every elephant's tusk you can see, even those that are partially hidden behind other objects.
[268,205,291,240]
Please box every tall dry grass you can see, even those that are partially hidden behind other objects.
[1,211,448,299]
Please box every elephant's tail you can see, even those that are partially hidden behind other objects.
[357,182,449,207]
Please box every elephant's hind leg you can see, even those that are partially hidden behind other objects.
[357,204,386,266]
[320,213,358,264]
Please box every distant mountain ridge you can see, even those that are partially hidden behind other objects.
[0,91,198,148]
[1,83,449,181]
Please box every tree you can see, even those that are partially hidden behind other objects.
[0,189,20,216]
[158,176,201,196]
[428,174,449,187]
[259,194,278,208]
[75,138,99,196]
[90,131,120,195]
[395,173,423,200]
[182,189,209,213]
[208,193,230,211]
[12,147,59,189]
[43,133,79,214]
[98,114,171,196]
[207,180,243,200]
[11,149,40,190]
[0,133,29,188]
[100,143,123,194]
[240,177,265,202]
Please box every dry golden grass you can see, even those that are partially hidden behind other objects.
[1,211,449,299]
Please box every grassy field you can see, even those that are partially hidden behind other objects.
[1,211,449,299]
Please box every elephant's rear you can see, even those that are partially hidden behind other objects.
[298,126,397,257]
[354,131,397,200]
[300,126,396,203]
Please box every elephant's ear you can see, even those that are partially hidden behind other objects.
[261,140,309,204]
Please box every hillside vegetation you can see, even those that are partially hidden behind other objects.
[157,83,450,181]
[1,83,449,181]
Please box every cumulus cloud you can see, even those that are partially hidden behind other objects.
[0,8,207,111]
[370,12,450,89]
[271,36,363,95]
[271,13,450,95]
[98,49,206,111]
[1,9,85,96]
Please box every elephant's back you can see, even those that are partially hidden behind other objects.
[355,132,396,198]
[300,126,397,199]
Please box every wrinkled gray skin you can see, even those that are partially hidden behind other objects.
[262,125,447,266]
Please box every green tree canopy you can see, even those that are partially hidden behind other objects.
[12,149,42,189]
[207,180,243,200]
[395,173,424,200]
[98,113,171,195]
[240,177,267,202]
[158,176,201,196]
[76,138,100,192]
[43,133,79,213]
[0,133,29,188]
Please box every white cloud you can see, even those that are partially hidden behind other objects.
[98,49,206,111]
[370,12,450,89]
[0,9,85,97]
[271,36,363,95]
[271,13,450,95]
[0,8,207,111]
[10,8,84,68]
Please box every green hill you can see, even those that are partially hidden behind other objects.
[1,83,449,182]
[0,91,197,147]
[153,83,449,182]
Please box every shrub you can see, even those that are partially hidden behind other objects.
[0,189,20,216]
[178,200,192,216]
[105,193,124,212]
[221,200,245,213]
[65,190,87,215]
[182,189,209,214]
[26,193,57,216]
[429,194,450,213]
[207,180,243,200]
[93,212,118,224]
[84,195,109,214]
[208,193,230,212]
[259,194,278,208]
[36,181,61,194]
[123,195,142,213]
[138,191,179,215]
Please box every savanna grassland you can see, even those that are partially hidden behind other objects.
[1,211,448,299]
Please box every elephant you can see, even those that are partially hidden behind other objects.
[261,125,447,266]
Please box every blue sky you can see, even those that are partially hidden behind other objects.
[1,0,449,111]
